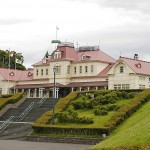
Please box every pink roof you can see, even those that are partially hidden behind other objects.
[119,57,150,75]
[33,45,116,66]
[75,50,116,63]
[0,68,33,81]
[98,64,113,77]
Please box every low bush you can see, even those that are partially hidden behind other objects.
[0,92,24,110]
[56,109,94,124]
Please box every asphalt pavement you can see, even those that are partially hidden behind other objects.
[0,140,93,150]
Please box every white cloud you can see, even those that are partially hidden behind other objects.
[0,0,150,68]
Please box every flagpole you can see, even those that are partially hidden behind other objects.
[8,49,10,94]
[56,26,57,40]
[14,57,16,94]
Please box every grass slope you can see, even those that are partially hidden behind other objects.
[91,99,150,149]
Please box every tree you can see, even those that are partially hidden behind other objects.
[0,49,26,70]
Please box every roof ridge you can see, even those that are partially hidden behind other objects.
[120,56,150,64]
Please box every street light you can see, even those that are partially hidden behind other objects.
[51,67,57,125]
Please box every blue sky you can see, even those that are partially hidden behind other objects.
[0,0,150,68]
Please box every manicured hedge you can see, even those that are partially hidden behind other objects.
[33,125,111,136]
[105,89,150,129]
[33,89,149,137]
[33,92,78,125]
[0,92,24,110]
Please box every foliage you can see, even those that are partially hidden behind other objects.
[34,92,78,125]
[56,109,94,124]
[0,92,24,110]
[0,49,26,70]
[91,89,150,150]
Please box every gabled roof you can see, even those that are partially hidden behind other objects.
[75,50,116,63]
[33,44,116,66]
[98,64,113,77]
[0,68,33,81]
[119,57,150,75]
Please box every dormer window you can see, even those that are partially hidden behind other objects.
[28,72,32,76]
[54,50,61,59]
[9,72,14,76]
[81,54,86,60]
[135,62,141,68]
[81,54,90,61]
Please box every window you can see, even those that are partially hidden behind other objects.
[55,66,61,74]
[41,69,43,75]
[139,84,145,89]
[46,69,48,75]
[139,76,145,80]
[54,51,61,59]
[91,65,94,73]
[114,84,130,90]
[74,66,76,74]
[36,69,38,76]
[85,66,88,73]
[80,66,82,73]
[120,66,124,73]
[67,66,70,74]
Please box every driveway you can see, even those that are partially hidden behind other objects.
[0,140,92,150]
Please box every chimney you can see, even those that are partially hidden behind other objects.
[134,54,139,60]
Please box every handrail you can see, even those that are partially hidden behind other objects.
[18,102,34,121]
[0,116,14,132]
[0,94,27,117]
[38,94,48,107]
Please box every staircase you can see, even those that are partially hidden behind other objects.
[0,98,59,140]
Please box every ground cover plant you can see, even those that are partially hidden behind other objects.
[33,89,146,137]
[90,90,150,150]
[0,92,24,110]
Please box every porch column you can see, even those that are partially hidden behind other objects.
[28,89,31,98]
[71,87,74,92]
[22,89,24,92]
[34,89,37,98]
[56,88,59,98]
[79,87,82,91]
[104,86,107,90]
[16,89,18,93]
[87,87,90,91]
[95,86,98,90]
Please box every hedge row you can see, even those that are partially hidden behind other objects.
[33,125,111,136]
[0,92,24,110]
[33,89,149,137]
[105,89,150,129]
[33,92,78,126]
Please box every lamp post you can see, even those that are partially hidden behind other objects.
[51,67,57,125]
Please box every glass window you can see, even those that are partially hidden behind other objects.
[67,66,70,74]
[85,66,88,73]
[46,69,48,75]
[91,65,94,72]
[74,66,76,74]
[41,69,43,75]
[120,66,124,73]
[80,66,82,73]
[36,69,38,76]
[55,66,61,74]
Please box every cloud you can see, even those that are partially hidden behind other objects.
[0,18,33,25]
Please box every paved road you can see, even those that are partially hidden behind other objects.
[0,140,92,150]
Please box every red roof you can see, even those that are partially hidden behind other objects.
[119,57,150,75]
[0,68,33,81]
[98,64,113,77]
[33,45,116,66]
[66,81,108,87]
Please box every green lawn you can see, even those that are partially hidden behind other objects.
[54,98,131,128]
[91,99,150,149]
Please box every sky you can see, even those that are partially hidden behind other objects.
[0,0,150,68]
